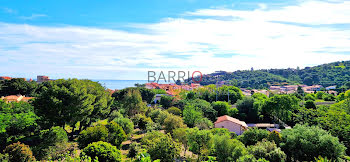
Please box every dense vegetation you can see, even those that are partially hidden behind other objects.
[0,78,350,161]
[193,61,350,89]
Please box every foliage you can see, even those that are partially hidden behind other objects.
[316,91,325,99]
[3,142,35,162]
[183,105,203,127]
[172,128,188,152]
[262,94,299,123]
[280,124,346,161]
[0,78,39,97]
[132,114,153,130]
[248,139,286,162]
[78,122,126,149]
[267,130,282,145]
[128,142,141,158]
[105,121,127,148]
[163,114,187,134]
[305,100,316,109]
[112,87,156,104]
[0,100,38,147]
[159,95,175,109]
[78,125,109,148]
[322,93,336,101]
[120,89,147,116]
[305,93,316,101]
[212,134,247,162]
[147,133,181,162]
[238,128,269,146]
[212,101,230,117]
[82,141,122,162]
[166,107,182,116]
[186,128,213,159]
[33,126,69,159]
[195,118,213,130]
[33,79,113,133]
[187,99,217,121]
[316,102,350,155]
[113,117,134,136]
[237,97,261,122]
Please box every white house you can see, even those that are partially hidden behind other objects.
[214,115,248,135]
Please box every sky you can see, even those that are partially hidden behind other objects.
[1,0,350,80]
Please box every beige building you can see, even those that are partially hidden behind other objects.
[214,115,248,135]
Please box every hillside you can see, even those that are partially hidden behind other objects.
[195,61,350,88]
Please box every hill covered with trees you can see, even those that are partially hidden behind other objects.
[196,61,350,89]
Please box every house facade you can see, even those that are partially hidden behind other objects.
[214,115,248,135]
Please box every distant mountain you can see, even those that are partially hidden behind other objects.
[192,61,350,89]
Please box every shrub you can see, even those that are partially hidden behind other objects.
[305,93,316,101]
[132,114,153,130]
[305,100,316,109]
[114,117,134,136]
[212,134,247,162]
[163,114,186,134]
[166,107,182,116]
[281,124,346,161]
[83,141,122,162]
[267,130,282,145]
[212,101,230,116]
[3,142,35,162]
[322,94,336,101]
[147,133,181,162]
[34,126,69,159]
[78,125,109,148]
[127,142,141,158]
[160,95,174,109]
[106,121,127,148]
[248,139,286,162]
[195,118,213,130]
[238,128,269,146]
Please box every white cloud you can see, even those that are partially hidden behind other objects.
[19,14,47,20]
[1,0,350,80]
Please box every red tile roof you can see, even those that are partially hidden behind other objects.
[215,115,248,127]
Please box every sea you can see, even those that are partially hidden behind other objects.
[93,80,173,90]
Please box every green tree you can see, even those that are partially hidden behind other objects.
[160,95,174,109]
[0,100,38,149]
[4,142,35,162]
[148,133,181,162]
[195,118,213,130]
[163,114,186,134]
[105,121,127,148]
[212,134,247,162]
[280,124,346,161]
[267,130,282,145]
[33,79,113,136]
[188,99,217,121]
[121,89,147,116]
[212,101,230,117]
[166,107,182,116]
[238,128,269,146]
[83,141,122,162]
[78,125,109,149]
[248,139,286,162]
[183,105,203,127]
[172,128,188,154]
[262,94,299,123]
[316,91,325,99]
[305,100,316,109]
[186,128,213,160]
[114,117,134,136]
[0,78,39,97]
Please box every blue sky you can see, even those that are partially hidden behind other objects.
[1,0,350,80]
